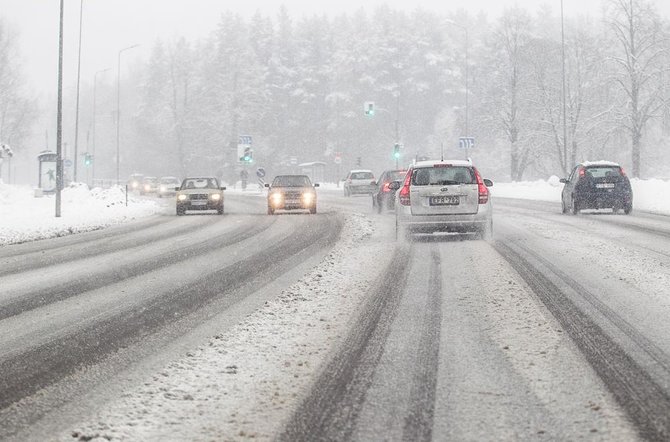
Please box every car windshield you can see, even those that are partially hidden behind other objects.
[181,178,219,189]
[160,178,179,184]
[143,177,158,183]
[585,167,623,178]
[350,172,374,180]
[272,176,312,187]
[411,166,474,186]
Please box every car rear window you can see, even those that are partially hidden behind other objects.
[585,167,623,178]
[351,172,374,180]
[411,166,474,186]
[181,178,219,189]
[272,176,312,187]
[389,171,407,182]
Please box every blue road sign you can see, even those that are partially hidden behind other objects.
[459,137,475,149]
[256,167,266,178]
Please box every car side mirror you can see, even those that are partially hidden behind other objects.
[314,183,320,188]
[264,183,270,188]
[483,179,493,187]
[220,187,227,191]
[174,187,180,191]
[559,178,568,184]
[388,181,401,191]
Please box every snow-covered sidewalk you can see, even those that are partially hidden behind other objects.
[0,183,162,246]
[492,176,670,215]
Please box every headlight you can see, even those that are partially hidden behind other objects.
[160,186,166,192]
[270,192,283,206]
[302,192,314,204]
[132,182,138,188]
[210,193,221,201]
[144,185,151,191]
[177,194,187,201]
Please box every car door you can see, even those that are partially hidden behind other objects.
[409,166,479,215]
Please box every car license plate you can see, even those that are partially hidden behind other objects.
[596,183,615,189]
[429,196,459,206]
[191,201,207,206]
[286,199,300,204]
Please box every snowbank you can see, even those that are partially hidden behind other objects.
[0,183,161,246]
[492,176,670,215]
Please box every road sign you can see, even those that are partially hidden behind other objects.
[256,167,266,178]
[459,137,475,149]
[290,156,298,165]
[334,152,342,164]
[64,159,73,168]
[238,135,252,145]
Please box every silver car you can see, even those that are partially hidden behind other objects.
[391,160,493,239]
[343,169,376,196]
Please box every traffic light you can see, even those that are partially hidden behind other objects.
[243,147,253,162]
[84,153,93,166]
[364,101,375,117]
[393,143,401,159]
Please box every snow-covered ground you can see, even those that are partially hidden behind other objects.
[0,183,162,246]
[65,213,395,441]
[493,176,670,215]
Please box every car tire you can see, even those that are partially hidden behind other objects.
[624,203,633,215]
[217,206,224,215]
[570,196,580,215]
[376,197,383,213]
[561,197,568,214]
[268,207,275,215]
[176,208,185,216]
[310,206,317,214]
[476,220,493,241]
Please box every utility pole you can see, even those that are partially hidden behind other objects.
[92,68,110,186]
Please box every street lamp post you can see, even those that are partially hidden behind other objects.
[446,19,469,157]
[116,44,140,185]
[92,68,110,186]
[560,0,568,175]
[56,0,64,217]
[73,0,84,183]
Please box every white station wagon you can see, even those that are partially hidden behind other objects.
[390,160,493,239]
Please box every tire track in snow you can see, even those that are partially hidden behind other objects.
[278,244,413,441]
[495,240,670,441]
[0,213,342,412]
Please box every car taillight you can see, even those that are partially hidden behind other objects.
[399,170,412,206]
[370,180,376,185]
[382,182,390,193]
[474,168,489,204]
[579,167,586,177]
[620,167,627,177]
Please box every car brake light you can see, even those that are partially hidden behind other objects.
[474,167,489,204]
[399,170,412,206]
[382,182,390,192]
[579,167,586,177]
[620,167,627,177]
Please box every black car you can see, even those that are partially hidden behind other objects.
[372,169,407,213]
[266,175,319,215]
[560,162,632,214]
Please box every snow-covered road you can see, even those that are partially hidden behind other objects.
[0,191,668,440]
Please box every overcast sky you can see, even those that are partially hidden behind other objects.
[2,0,670,97]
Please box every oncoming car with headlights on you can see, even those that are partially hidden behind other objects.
[175,177,226,216]
[265,175,319,215]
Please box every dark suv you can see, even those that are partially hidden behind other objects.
[560,162,633,214]
[372,169,407,213]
